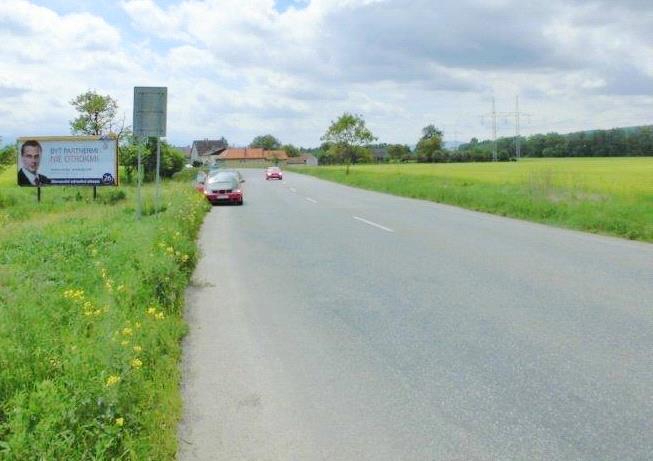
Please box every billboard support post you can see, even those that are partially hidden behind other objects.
[136,142,142,219]
[93,186,97,200]
[133,86,167,218]
[155,137,161,214]
[37,187,41,203]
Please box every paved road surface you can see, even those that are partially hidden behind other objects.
[179,169,653,460]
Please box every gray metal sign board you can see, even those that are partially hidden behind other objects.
[133,87,167,138]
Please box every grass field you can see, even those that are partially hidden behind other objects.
[0,167,209,459]
[291,158,653,242]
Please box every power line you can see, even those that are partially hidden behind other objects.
[480,96,499,161]
[482,95,531,160]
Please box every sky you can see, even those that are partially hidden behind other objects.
[1,0,652,148]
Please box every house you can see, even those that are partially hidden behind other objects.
[215,148,288,168]
[190,139,227,164]
[286,153,318,166]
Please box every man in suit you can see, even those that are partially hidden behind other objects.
[18,140,50,186]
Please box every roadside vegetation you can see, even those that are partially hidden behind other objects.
[0,167,209,459]
[291,157,653,242]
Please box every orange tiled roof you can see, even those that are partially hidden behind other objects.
[217,148,288,160]
[217,148,264,160]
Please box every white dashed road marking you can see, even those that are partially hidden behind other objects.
[353,216,394,233]
[306,198,317,204]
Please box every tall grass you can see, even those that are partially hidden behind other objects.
[291,158,653,241]
[0,168,209,459]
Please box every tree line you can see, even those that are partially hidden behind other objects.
[455,126,653,162]
[313,121,653,164]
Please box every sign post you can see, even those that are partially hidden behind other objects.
[133,87,167,217]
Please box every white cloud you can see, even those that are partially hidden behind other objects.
[1,0,652,146]
[0,0,135,135]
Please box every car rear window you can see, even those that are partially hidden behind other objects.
[209,173,236,182]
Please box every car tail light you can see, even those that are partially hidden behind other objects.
[234,189,241,194]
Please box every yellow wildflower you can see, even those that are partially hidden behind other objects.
[146,307,157,316]
[135,322,142,329]
[115,417,124,427]
[122,327,133,336]
[106,375,121,387]
[133,345,142,353]
[155,312,165,320]
[121,340,129,347]
[131,358,143,369]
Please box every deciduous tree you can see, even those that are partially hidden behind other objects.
[250,134,281,150]
[282,144,300,157]
[416,124,444,162]
[70,90,118,136]
[321,113,377,172]
[0,145,16,167]
[387,144,412,162]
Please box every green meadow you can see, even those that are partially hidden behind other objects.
[293,157,653,241]
[0,167,209,459]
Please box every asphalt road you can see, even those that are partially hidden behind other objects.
[178,169,653,461]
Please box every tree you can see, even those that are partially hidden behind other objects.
[119,141,148,183]
[119,138,185,183]
[70,90,118,135]
[320,113,377,173]
[387,144,412,162]
[282,144,300,157]
[250,134,281,150]
[416,124,444,162]
[0,145,16,166]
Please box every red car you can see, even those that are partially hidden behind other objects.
[265,166,283,180]
[203,172,243,205]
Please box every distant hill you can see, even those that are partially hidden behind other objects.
[579,125,652,137]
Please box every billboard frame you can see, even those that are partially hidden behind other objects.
[16,135,119,190]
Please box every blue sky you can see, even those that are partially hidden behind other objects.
[1,0,651,147]
[274,0,308,13]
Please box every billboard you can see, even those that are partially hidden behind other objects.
[17,136,118,187]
